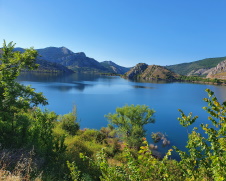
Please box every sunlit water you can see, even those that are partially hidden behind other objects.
[17,72,226,159]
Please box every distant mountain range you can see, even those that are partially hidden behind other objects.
[11,47,226,80]
[14,47,130,74]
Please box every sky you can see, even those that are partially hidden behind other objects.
[1,0,226,67]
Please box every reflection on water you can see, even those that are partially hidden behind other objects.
[18,72,101,83]
[48,82,94,92]
[133,85,154,89]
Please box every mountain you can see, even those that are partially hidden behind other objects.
[100,61,130,74]
[35,59,74,73]
[36,47,129,73]
[166,56,226,76]
[13,47,129,74]
[206,60,226,79]
[13,48,73,73]
[124,63,178,81]
[36,47,107,72]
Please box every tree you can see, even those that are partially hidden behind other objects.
[175,89,226,180]
[106,104,155,149]
[0,41,48,147]
[58,106,80,136]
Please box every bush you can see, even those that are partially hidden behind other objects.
[58,106,80,136]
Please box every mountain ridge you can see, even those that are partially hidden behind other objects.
[14,47,130,74]
[166,56,226,76]
[10,47,226,78]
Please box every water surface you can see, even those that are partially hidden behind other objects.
[17,72,226,158]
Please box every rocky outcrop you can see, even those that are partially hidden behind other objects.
[206,60,226,79]
[124,63,178,80]
[187,68,214,76]
[124,63,148,79]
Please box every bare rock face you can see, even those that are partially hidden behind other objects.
[187,68,214,76]
[207,60,226,79]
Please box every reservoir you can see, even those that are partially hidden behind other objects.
[17,72,226,158]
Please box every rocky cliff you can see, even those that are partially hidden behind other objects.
[124,63,178,80]
[206,60,226,79]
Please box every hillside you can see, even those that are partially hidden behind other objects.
[12,47,130,74]
[100,61,130,74]
[206,60,226,79]
[124,63,178,81]
[35,59,74,73]
[36,47,129,74]
[13,48,74,73]
[166,56,226,76]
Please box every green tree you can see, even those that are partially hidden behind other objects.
[106,104,155,149]
[0,41,48,147]
[175,89,226,180]
[58,106,80,136]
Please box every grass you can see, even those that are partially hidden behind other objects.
[0,149,42,181]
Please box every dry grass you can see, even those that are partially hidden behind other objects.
[0,149,42,181]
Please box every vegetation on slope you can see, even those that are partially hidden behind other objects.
[166,56,226,75]
[13,47,74,73]
[36,47,129,74]
[1,41,226,180]
[124,63,178,81]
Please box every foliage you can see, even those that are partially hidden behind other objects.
[68,139,182,181]
[178,75,223,84]
[100,124,116,138]
[175,88,226,180]
[0,41,67,180]
[58,106,80,136]
[0,41,48,148]
[106,104,155,149]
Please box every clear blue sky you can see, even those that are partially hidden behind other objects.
[1,0,226,67]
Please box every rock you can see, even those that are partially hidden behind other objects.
[125,63,148,79]
[149,144,158,150]
[207,60,226,79]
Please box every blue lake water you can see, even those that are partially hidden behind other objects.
[17,72,226,158]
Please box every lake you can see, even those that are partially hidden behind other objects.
[17,72,226,158]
